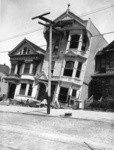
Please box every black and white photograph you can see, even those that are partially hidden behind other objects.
[0,0,114,149]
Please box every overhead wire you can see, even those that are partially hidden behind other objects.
[0,3,114,54]
[0,3,114,43]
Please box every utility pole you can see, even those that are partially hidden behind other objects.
[32,12,53,114]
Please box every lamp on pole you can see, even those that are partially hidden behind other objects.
[32,12,53,114]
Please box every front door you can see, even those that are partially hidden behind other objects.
[37,83,46,101]
[58,87,69,103]
[8,84,16,99]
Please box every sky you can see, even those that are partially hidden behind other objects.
[0,0,114,68]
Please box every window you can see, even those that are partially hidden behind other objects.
[11,64,16,74]
[28,84,33,96]
[72,89,77,97]
[53,39,59,53]
[51,61,55,74]
[20,84,26,95]
[100,58,106,72]
[17,64,22,75]
[23,47,27,55]
[63,61,74,77]
[82,33,87,51]
[110,52,114,68]
[32,63,37,75]
[21,47,30,55]
[24,63,30,74]
[76,62,82,78]
[70,34,80,49]
[58,87,68,103]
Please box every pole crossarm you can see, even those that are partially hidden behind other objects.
[32,12,50,20]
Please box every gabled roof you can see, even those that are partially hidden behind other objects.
[102,40,114,52]
[54,10,86,28]
[9,38,45,56]
[0,64,10,75]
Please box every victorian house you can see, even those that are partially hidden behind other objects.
[91,40,114,100]
[35,8,107,108]
[5,38,45,101]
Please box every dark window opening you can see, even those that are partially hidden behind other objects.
[28,84,33,96]
[70,34,80,49]
[72,89,77,97]
[100,58,106,73]
[110,52,114,68]
[17,64,22,75]
[11,64,16,74]
[82,34,87,51]
[20,84,26,95]
[63,61,74,77]
[24,63,30,74]
[23,47,27,54]
[32,63,37,75]
[51,61,55,74]
[58,87,68,103]
[76,62,82,78]
[53,39,60,53]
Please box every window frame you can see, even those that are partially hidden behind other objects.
[63,61,74,77]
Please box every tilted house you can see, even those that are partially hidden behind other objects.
[5,38,45,101]
[35,8,108,108]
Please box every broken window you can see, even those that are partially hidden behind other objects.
[28,84,33,96]
[70,34,80,49]
[20,83,26,95]
[24,63,30,74]
[58,87,68,103]
[63,61,74,77]
[11,64,16,74]
[76,62,82,78]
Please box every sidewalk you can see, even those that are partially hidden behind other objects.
[0,105,114,122]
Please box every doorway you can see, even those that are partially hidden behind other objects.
[37,83,46,101]
[8,84,16,99]
[58,87,69,103]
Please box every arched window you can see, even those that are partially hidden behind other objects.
[63,61,74,77]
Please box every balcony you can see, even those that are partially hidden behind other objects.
[65,48,88,60]
[52,75,82,86]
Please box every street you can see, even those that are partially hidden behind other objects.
[0,112,113,150]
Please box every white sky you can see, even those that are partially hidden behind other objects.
[0,0,114,67]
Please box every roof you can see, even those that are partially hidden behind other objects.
[9,38,45,55]
[54,9,86,28]
[96,40,114,56]
[92,72,114,77]
[0,64,10,75]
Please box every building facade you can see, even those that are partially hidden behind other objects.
[91,40,114,100]
[5,39,45,101]
[35,8,108,108]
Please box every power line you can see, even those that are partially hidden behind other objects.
[0,3,114,43]
[0,28,43,43]
[79,3,114,17]
[0,30,114,54]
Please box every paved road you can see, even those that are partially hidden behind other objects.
[0,112,113,150]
